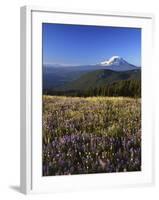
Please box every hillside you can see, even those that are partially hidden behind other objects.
[43,95,141,175]
[43,56,140,90]
[59,69,141,91]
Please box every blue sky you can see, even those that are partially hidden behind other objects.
[42,23,141,66]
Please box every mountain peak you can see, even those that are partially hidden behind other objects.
[99,56,137,71]
[100,56,127,66]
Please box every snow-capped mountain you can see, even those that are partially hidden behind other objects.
[99,56,138,71]
[100,56,126,65]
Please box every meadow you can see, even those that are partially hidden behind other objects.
[42,95,141,176]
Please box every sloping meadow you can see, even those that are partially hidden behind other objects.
[42,96,141,176]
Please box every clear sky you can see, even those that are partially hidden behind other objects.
[42,23,141,66]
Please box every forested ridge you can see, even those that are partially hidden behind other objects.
[43,79,141,97]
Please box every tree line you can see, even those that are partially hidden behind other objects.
[43,79,141,98]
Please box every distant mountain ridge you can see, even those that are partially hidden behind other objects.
[44,56,139,71]
[58,69,141,91]
[43,56,141,90]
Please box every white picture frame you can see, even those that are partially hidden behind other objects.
[20,5,154,194]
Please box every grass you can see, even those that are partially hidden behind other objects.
[42,95,141,175]
[43,95,141,137]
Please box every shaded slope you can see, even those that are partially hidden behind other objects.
[59,69,141,91]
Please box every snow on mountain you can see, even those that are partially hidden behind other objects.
[99,56,138,71]
[100,56,126,65]
[44,56,140,72]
